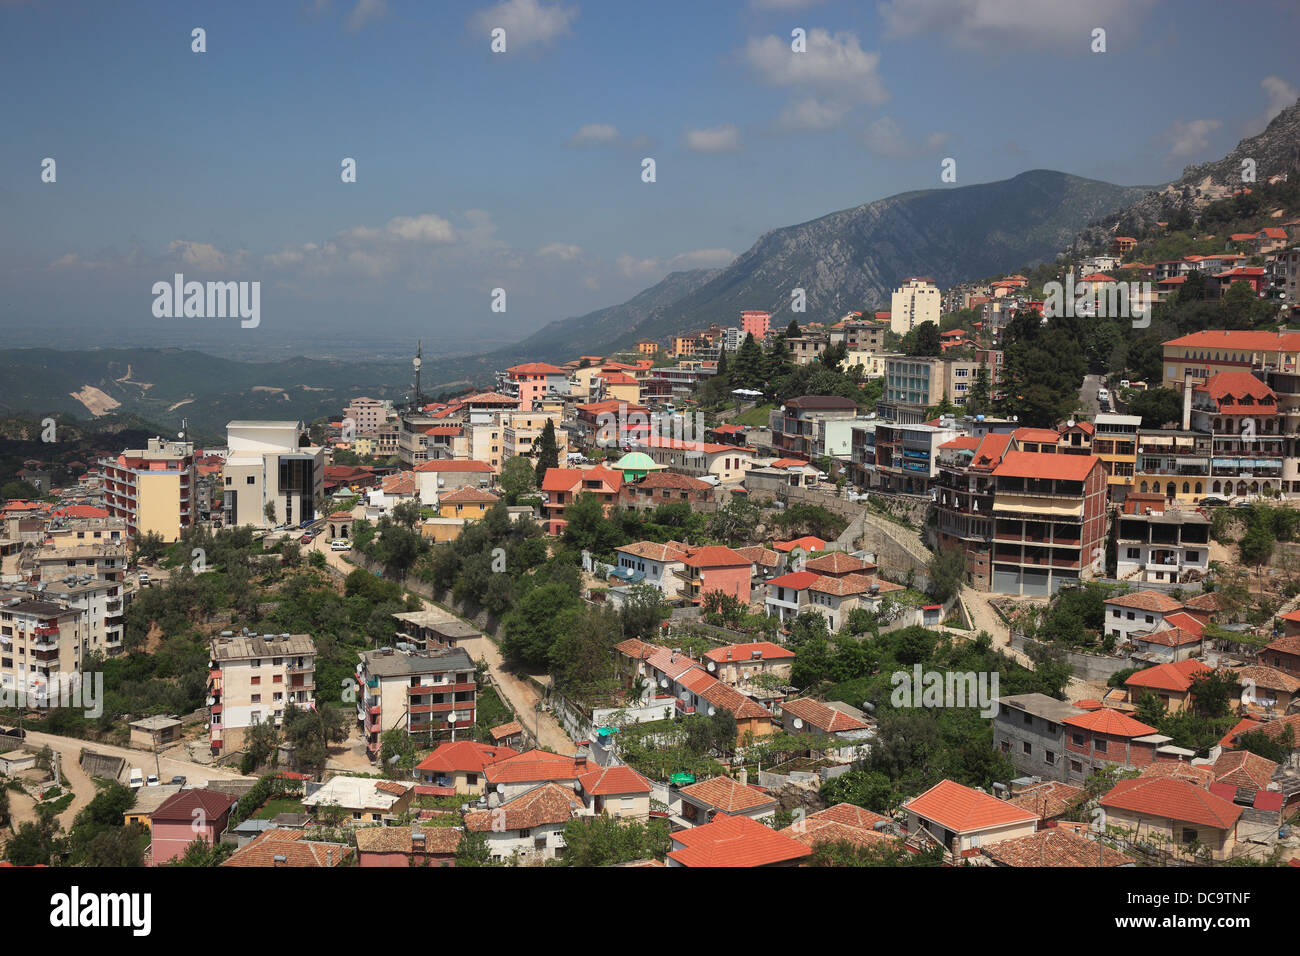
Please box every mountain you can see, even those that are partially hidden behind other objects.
[0,348,412,442]
[472,170,1150,362]
[1073,98,1300,249]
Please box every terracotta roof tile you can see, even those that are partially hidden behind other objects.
[781,697,868,733]
[1105,590,1185,613]
[678,776,775,814]
[464,783,583,831]
[222,829,352,867]
[981,828,1134,867]
[903,779,1039,833]
[1062,708,1158,737]
[667,813,810,867]
[1100,777,1243,830]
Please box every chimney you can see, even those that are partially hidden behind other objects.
[575,754,588,770]
[1182,369,1194,431]
[738,768,748,788]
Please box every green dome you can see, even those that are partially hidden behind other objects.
[612,452,661,471]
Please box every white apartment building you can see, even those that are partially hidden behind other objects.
[222,421,326,529]
[207,631,316,754]
[890,277,941,335]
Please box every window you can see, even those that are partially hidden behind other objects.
[1070,760,1083,773]
[251,676,261,685]
[1072,733,1085,746]
[1022,741,1032,755]
[246,476,255,485]
[1093,738,1107,755]
[1182,827,1198,844]
[1045,750,1056,765]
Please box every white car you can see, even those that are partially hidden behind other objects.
[331,539,351,551]
[1097,387,1110,403]
[129,768,143,789]
[146,774,160,787]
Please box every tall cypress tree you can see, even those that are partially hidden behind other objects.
[535,418,560,485]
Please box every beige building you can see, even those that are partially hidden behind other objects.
[890,277,941,335]
[207,632,316,754]
[35,543,127,585]
[355,646,477,761]
[43,578,126,659]
[222,421,326,529]
[343,397,389,433]
[101,438,196,542]
[503,411,567,463]
[0,598,87,697]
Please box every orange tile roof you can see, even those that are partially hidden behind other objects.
[464,782,583,831]
[667,813,810,867]
[1194,371,1276,408]
[803,552,868,575]
[766,570,820,590]
[1138,626,1203,648]
[807,572,899,597]
[1218,716,1262,748]
[1125,659,1211,694]
[1105,590,1184,613]
[992,450,1100,482]
[733,546,780,568]
[681,546,749,569]
[1062,708,1158,737]
[981,828,1133,867]
[354,826,463,856]
[222,829,352,867]
[439,486,499,504]
[1212,750,1278,790]
[483,750,587,785]
[1163,330,1300,352]
[507,362,565,374]
[698,677,773,720]
[1005,782,1086,820]
[1100,776,1242,830]
[488,720,523,741]
[902,779,1039,833]
[1232,664,1300,694]
[616,540,690,562]
[773,536,827,553]
[781,697,868,733]
[415,741,518,775]
[810,802,889,829]
[577,765,652,796]
[678,776,775,814]
[704,641,795,663]
[780,817,891,850]
[971,432,1014,470]
[413,459,492,473]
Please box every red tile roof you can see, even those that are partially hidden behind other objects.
[681,546,749,569]
[507,362,565,375]
[773,536,827,552]
[577,765,653,796]
[151,788,237,823]
[222,829,352,867]
[781,697,868,733]
[1062,708,1158,737]
[992,450,1100,482]
[765,571,820,590]
[667,813,810,867]
[1125,659,1211,694]
[1100,776,1243,830]
[413,460,492,473]
[1163,330,1300,352]
[1194,371,1276,408]
[704,641,795,663]
[981,828,1134,867]
[464,782,583,831]
[803,552,869,575]
[438,486,500,504]
[415,741,518,775]
[483,750,588,785]
[678,776,775,814]
[1212,750,1278,790]
[616,540,690,563]
[903,779,1039,833]
[1105,590,1184,613]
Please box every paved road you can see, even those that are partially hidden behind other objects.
[307,524,578,757]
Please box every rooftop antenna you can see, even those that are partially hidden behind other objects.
[412,341,424,410]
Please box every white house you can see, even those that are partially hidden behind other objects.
[463,783,584,863]
[614,541,690,599]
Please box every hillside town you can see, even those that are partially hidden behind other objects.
[2,207,1299,873]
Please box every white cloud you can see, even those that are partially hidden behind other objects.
[538,242,582,260]
[878,0,1152,51]
[469,0,576,49]
[167,240,245,271]
[744,29,888,131]
[685,124,742,153]
[567,123,621,146]
[346,0,386,33]
[385,213,456,243]
[1164,118,1221,160]
[1262,75,1299,122]
[618,248,735,279]
[863,116,950,157]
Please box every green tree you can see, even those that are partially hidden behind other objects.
[534,419,560,486]
[499,456,538,505]
[926,546,965,603]
[621,583,668,639]
[561,815,671,866]
[455,828,494,866]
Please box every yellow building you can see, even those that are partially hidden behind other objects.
[599,372,642,406]
[438,487,500,521]
[636,340,659,355]
[351,435,376,457]
[1092,413,1141,495]
[100,438,196,542]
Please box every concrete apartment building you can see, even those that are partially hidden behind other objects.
[207,632,316,754]
[741,310,771,340]
[222,421,326,529]
[872,419,962,495]
[356,646,477,760]
[343,397,389,433]
[1160,329,1300,393]
[43,578,127,659]
[35,543,127,585]
[1092,413,1141,498]
[503,411,566,463]
[100,438,196,542]
[889,277,940,335]
[771,395,858,459]
[503,362,567,411]
[1114,493,1211,585]
[0,598,87,697]
[882,356,980,411]
[994,693,1084,783]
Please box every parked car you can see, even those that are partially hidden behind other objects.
[1097,387,1110,403]
[146,774,160,787]
[129,768,143,789]
[170,775,186,787]
[331,539,351,551]
[299,533,313,545]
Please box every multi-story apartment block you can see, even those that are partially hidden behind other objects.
[935,431,1012,589]
[632,438,754,484]
[786,334,828,366]
[343,397,389,433]
[100,438,196,542]
[636,339,660,355]
[1190,371,1285,498]
[771,395,858,459]
[504,412,566,463]
[222,421,325,529]
[994,693,1084,783]
[1160,329,1300,393]
[35,543,127,585]
[374,423,400,459]
[207,632,316,754]
[873,420,962,495]
[1132,429,1212,503]
[43,577,127,659]
[355,646,477,760]
[0,598,87,698]
[539,465,623,535]
[989,451,1108,596]
[503,363,568,412]
[1114,493,1211,585]
[882,356,980,411]
[740,310,771,341]
[1091,413,1141,498]
[889,277,940,335]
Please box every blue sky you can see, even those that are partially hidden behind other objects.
[1,0,1297,359]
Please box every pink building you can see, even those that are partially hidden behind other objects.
[741,310,771,341]
[679,546,752,606]
[506,363,566,412]
[355,826,463,866]
[149,789,237,865]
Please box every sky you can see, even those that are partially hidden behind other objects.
[1,0,1297,361]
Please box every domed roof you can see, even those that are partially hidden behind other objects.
[611,452,662,471]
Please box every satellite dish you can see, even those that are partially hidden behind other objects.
[495,783,505,794]
[793,718,804,730]
[412,357,422,369]
[707,661,716,672]
[660,678,668,689]
[707,707,716,717]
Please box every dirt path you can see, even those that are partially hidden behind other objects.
[959,591,1036,668]
[314,534,578,756]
